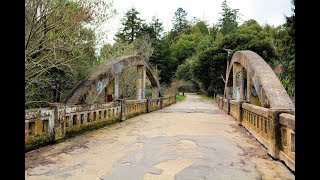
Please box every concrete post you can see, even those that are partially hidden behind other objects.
[227,99,230,115]
[247,72,252,102]
[239,67,245,100]
[142,65,146,99]
[137,65,146,100]
[152,88,159,99]
[119,99,126,121]
[114,76,119,101]
[232,64,237,100]
[160,97,163,109]
[146,99,150,113]
[267,109,293,159]
[106,79,114,102]
[233,63,245,101]
[237,100,246,125]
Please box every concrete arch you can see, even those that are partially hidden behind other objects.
[224,50,294,110]
[63,56,161,105]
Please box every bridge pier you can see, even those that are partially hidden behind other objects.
[105,77,119,102]
[152,88,159,99]
[114,76,119,101]
[137,65,146,100]
[233,63,245,101]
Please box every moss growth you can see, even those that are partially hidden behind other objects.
[176,94,186,102]
[25,134,54,152]
[125,111,146,119]
[25,103,176,152]
[65,118,121,139]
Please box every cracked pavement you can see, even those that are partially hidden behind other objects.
[25,93,294,179]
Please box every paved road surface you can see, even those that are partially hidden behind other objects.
[25,93,294,179]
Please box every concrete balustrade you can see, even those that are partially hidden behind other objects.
[124,99,147,119]
[25,96,176,152]
[241,103,270,149]
[222,98,229,113]
[279,113,295,171]
[25,108,55,151]
[215,96,295,172]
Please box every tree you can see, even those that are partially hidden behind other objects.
[195,21,209,35]
[170,33,199,69]
[220,19,276,63]
[172,7,188,36]
[271,0,295,101]
[115,8,144,43]
[150,16,164,44]
[209,24,219,40]
[191,47,227,95]
[25,0,115,108]
[149,35,173,84]
[176,58,193,81]
[218,0,239,35]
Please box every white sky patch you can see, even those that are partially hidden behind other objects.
[100,0,294,45]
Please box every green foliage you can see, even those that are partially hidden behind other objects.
[195,21,209,35]
[191,47,227,95]
[26,0,295,108]
[271,2,295,101]
[176,94,186,102]
[199,93,215,101]
[115,8,144,43]
[176,58,193,81]
[149,35,173,84]
[170,33,198,66]
[172,8,188,33]
[218,0,239,35]
[220,19,276,62]
[25,0,115,108]
[149,16,164,45]
[177,80,198,93]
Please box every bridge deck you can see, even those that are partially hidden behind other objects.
[25,94,294,179]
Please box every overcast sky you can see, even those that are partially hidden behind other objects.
[100,0,294,45]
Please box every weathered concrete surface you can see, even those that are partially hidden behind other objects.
[63,56,161,105]
[25,94,294,179]
[225,50,294,110]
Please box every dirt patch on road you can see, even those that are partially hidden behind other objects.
[229,123,294,179]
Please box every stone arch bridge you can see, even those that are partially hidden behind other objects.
[25,51,295,179]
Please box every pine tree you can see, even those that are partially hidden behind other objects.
[151,16,164,42]
[172,8,188,32]
[115,8,144,43]
[218,0,239,35]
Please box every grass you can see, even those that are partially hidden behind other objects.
[176,94,186,102]
[199,93,215,101]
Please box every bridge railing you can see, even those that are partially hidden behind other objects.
[63,102,121,138]
[124,99,147,119]
[162,96,176,107]
[279,113,295,171]
[215,95,295,172]
[148,98,161,112]
[25,108,55,150]
[25,95,177,151]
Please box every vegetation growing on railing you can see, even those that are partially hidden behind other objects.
[25,96,176,152]
[65,117,120,139]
